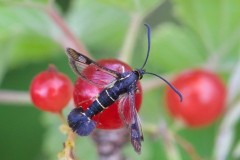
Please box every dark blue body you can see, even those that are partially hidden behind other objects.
[68,70,143,136]
[85,71,139,117]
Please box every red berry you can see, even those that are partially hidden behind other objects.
[30,65,73,113]
[165,69,226,127]
[73,59,142,129]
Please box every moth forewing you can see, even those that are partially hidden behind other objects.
[129,89,143,153]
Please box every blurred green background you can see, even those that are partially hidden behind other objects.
[1,0,240,159]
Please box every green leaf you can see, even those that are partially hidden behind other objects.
[178,124,219,159]
[0,38,15,84]
[41,112,97,160]
[124,134,168,160]
[41,113,66,159]
[99,0,163,15]
[173,0,240,57]
[233,135,240,159]
[144,0,240,73]
[0,5,55,37]
[9,33,59,67]
[75,138,97,160]
[0,5,61,68]
[66,1,130,57]
[0,0,49,6]
[149,23,206,73]
[0,32,59,68]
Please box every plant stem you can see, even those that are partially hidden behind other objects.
[91,128,129,160]
[0,90,31,105]
[173,133,202,160]
[58,112,77,160]
[141,74,173,92]
[142,77,164,92]
[58,111,67,124]
[143,122,203,160]
[44,6,91,58]
[118,13,142,63]
[204,27,240,71]
[3,1,90,57]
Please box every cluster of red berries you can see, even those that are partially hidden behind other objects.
[30,62,226,128]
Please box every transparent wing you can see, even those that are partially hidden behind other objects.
[118,87,143,154]
[66,48,120,86]
[118,94,129,125]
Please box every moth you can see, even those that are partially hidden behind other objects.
[66,24,182,153]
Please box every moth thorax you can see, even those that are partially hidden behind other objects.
[134,70,144,80]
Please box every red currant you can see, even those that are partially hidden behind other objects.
[165,69,226,127]
[30,65,73,113]
[73,59,142,129]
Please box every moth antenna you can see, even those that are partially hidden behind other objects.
[145,72,183,102]
[141,24,151,70]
